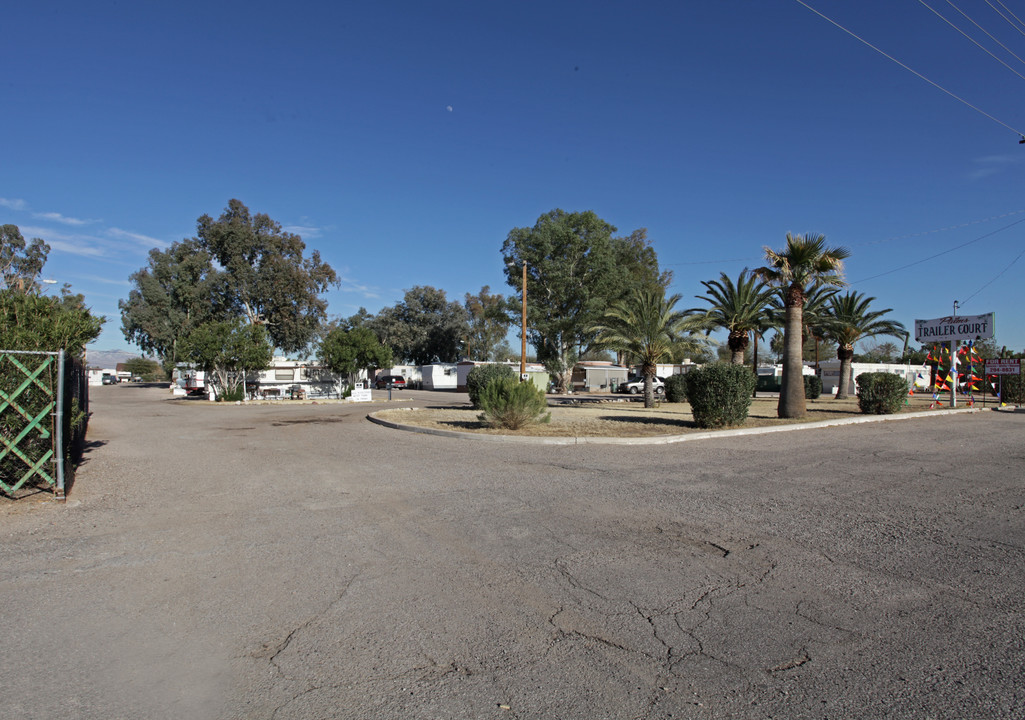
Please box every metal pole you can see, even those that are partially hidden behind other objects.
[520,260,527,380]
[54,351,66,501]
[950,340,958,408]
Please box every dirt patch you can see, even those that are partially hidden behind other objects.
[375,395,961,438]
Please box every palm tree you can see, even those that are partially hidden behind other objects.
[592,287,688,408]
[686,269,776,365]
[756,233,850,418]
[769,284,839,372]
[822,292,907,399]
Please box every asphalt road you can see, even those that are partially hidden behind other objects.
[2,385,1023,719]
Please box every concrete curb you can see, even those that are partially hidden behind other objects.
[367,406,983,446]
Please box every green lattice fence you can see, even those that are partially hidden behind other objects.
[0,350,86,499]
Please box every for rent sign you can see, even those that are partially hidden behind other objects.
[985,358,1020,375]
[914,313,994,343]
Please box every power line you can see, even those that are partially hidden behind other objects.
[794,0,1025,136]
[918,0,1025,82]
[945,0,1025,69]
[985,0,1025,39]
[849,216,1025,283]
[962,245,1025,305]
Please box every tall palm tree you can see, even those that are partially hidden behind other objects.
[768,284,839,372]
[686,269,776,365]
[822,291,907,399]
[756,233,850,418]
[592,287,688,408]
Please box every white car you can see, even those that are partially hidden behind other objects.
[619,376,665,395]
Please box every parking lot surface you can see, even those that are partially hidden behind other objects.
[2,385,1023,719]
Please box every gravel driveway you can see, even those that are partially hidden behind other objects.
[2,385,1023,719]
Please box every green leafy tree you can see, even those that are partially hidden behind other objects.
[686,269,775,365]
[120,239,220,372]
[464,286,512,361]
[756,233,850,418]
[502,210,669,392]
[1,225,50,292]
[822,292,907,399]
[196,199,338,354]
[591,287,688,408]
[183,319,272,399]
[0,289,104,355]
[371,286,469,365]
[123,357,164,380]
[320,327,393,388]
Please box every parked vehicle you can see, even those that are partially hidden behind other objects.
[619,375,666,395]
[375,375,407,389]
[101,373,118,385]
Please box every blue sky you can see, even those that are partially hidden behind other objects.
[4,0,1025,357]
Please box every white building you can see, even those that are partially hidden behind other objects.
[420,362,459,390]
[818,360,931,396]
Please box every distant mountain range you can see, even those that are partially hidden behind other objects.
[85,349,145,369]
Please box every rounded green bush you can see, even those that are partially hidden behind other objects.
[477,376,551,429]
[855,372,908,414]
[664,373,688,403]
[684,362,756,428]
[466,364,516,409]
[804,374,822,399]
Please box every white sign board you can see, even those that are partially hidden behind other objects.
[914,313,994,343]
[350,388,372,402]
[985,359,1020,375]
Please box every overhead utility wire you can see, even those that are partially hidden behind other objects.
[794,0,1025,137]
[945,0,1025,68]
[849,216,1025,284]
[962,245,1025,305]
[920,0,1025,81]
[986,0,1025,38]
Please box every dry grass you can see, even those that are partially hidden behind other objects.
[375,394,963,438]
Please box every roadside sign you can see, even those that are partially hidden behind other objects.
[914,312,994,343]
[985,359,1020,375]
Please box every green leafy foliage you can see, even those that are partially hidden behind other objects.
[371,286,469,365]
[684,362,757,428]
[183,319,272,398]
[320,327,392,387]
[466,363,516,409]
[465,286,512,361]
[120,239,219,371]
[1,225,50,292]
[1000,372,1025,404]
[855,372,908,414]
[664,373,688,403]
[804,375,822,399]
[502,210,669,392]
[0,289,104,354]
[477,376,551,430]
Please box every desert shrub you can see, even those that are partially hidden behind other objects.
[804,374,822,399]
[477,376,551,430]
[217,385,245,402]
[755,374,781,393]
[664,373,688,403]
[856,372,908,414]
[684,362,756,428]
[467,364,516,409]
[1000,372,1025,404]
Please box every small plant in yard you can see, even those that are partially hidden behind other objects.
[856,372,908,414]
[477,376,551,430]
[804,375,822,399]
[466,363,516,409]
[664,374,688,403]
[684,362,756,428]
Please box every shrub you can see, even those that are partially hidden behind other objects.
[466,364,516,409]
[684,363,756,428]
[1000,372,1025,404]
[664,373,688,403]
[856,372,908,414]
[477,376,551,430]
[804,374,822,399]
[217,385,245,402]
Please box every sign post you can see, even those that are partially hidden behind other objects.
[914,312,994,408]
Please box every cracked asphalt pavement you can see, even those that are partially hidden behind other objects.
[2,386,1023,719]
